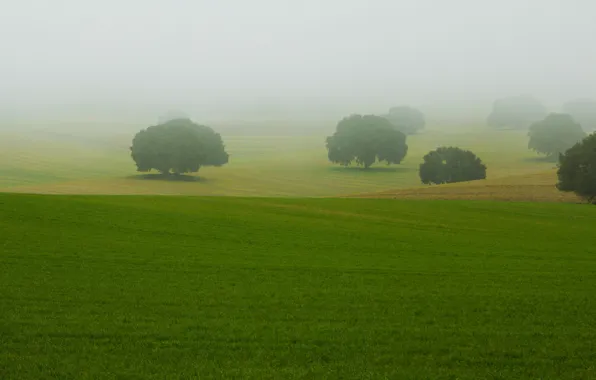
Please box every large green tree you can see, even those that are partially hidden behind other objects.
[557,133,596,204]
[527,113,586,160]
[419,146,486,184]
[326,114,408,169]
[383,106,426,135]
[487,95,547,129]
[130,118,229,175]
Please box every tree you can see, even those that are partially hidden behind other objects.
[487,95,547,129]
[383,106,426,135]
[563,99,596,131]
[527,113,586,160]
[419,147,486,185]
[557,133,596,204]
[130,118,229,175]
[326,114,408,169]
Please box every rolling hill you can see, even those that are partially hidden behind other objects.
[353,170,580,203]
[1,194,595,378]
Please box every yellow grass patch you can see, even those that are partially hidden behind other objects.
[350,170,581,203]
[0,128,568,198]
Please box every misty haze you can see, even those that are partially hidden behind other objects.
[1,0,595,126]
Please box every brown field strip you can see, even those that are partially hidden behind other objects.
[347,170,582,203]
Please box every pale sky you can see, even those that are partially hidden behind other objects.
[1,0,595,120]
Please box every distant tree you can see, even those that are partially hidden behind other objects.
[130,118,229,175]
[383,106,426,135]
[557,133,596,203]
[419,147,486,184]
[487,95,547,129]
[326,114,408,169]
[563,99,596,131]
[158,110,190,125]
[527,113,586,160]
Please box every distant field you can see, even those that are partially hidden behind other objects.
[355,170,579,203]
[0,127,557,196]
[1,194,595,378]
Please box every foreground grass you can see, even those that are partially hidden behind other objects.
[1,194,595,379]
[1,128,556,196]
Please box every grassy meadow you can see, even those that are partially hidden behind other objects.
[0,122,593,378]
[0,126,559,197]
[1,194,595,379]
[355,170,580,202]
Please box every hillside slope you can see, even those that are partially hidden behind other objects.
[1,129,558,197]
[352,170,580,202]
[1,195,595,378]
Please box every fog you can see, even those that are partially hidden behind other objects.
[1,0,595,126]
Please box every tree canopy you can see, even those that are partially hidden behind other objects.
[130,118,229,175]
[326,114,408,169]
[419,146,486,185]
[383,106,426,135]
[527,113,586,160]
[563,99,596,131]
[557,133,596,203]
[487,95,547,129]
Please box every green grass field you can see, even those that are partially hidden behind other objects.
[1,194,595,378]
[1,127,557,196]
